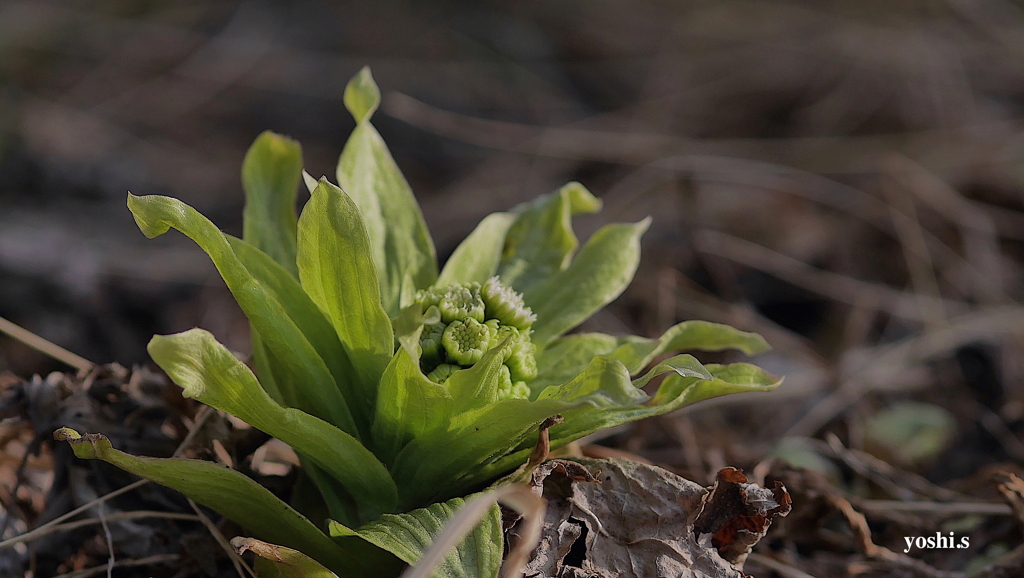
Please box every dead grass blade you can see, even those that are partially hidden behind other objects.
[401,485,545,578]
[0,315,94,372]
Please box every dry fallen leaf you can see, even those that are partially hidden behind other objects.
[516,458,790,578]
[693,467,792,566]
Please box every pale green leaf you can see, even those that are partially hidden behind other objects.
[302,460,360,529]
[53,428,373,578]
[550,361,780,446]
[128,193,357,434]
[303,170,320,194]
[650,362,783,410]
[232,537,338,578]
[227,237,361,428]
[241,131,302,277]
[437,212,515,287]
[610,320,770,375]
[443,339,514,415]
[536,356,647,407]
[393,354,711,505]
[148,328,398,524]
[390,398,571,508]
[343,495,502,578]
[250,333,284,403]
[499,182,601,293]
[400,487,542,578]
[532,333,618,390]
[525,219,651,347]
[477,360,780,482]
[372,345,453,466]
[534,321,767,392]
[338,71,436,316]
[344,66,381,124]
[630,354,713,388]
[298,179,394,424]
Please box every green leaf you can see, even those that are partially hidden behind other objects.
[525,219,651,347]
[53,428,371,578]
[250,333,284,403]
[226,237,361,429]
[499,182,602,294]
[128,194,358,434]
[298,179,394,425]
[343,495,503,578]
[148,329,398,524]
[549,361,782,447]
[302,170,320,194]
[392,354,713,505]
[609,320,770,375]
[390,398,571,508]
[372,345,453,466]
[338,69,436,316]
[232,537,339,578]
[443,339,514,415]
[344,66,381,124]
[651,362,783,409]
[630,354,713,388]
[532,333,618,390]
[533,322,767,392]
[302,460,361,529]
[536,356,647,407]
[437,213,516,287]
[478,360,780,482]
[241,131,303,277]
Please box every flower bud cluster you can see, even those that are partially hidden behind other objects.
[415,277,537,399]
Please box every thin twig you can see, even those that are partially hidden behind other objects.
[693,229,966,322]
[746,552,819,578]
[890,155,1007,304]
[828,495,964,578]
[188,498,253,578]
[785,306,1024,437]
[856,500,1012,516]
[51,554,179,578]
[383,91,1019,174]
[0,316,94,372]
[172,405,215,458]
[98,502,114,578]
[0,510,199,545]
[0,478,149,551]
[819,434,972,502]
[882,165,948,329]
[1,401,216,551]
[660,154,994,296]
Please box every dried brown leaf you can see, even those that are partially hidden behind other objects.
[517,458,790,578]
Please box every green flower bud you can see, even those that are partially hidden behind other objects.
[419,322,447,367]
[427,363,460,384]
[496,364,513,398]
[510,381,531,400]
[442,318,494,365]
[415,288,442,309]
[416,279,538,383]
[436,284,486,323]
[481,276,536,330]
[488,322,521,362]
[506,339,537,382]
[493,365,531,400]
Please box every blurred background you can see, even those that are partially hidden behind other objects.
[2,0,1024,576]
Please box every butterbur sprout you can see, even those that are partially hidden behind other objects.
[415,278,539,398]
[57,66,781,578]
